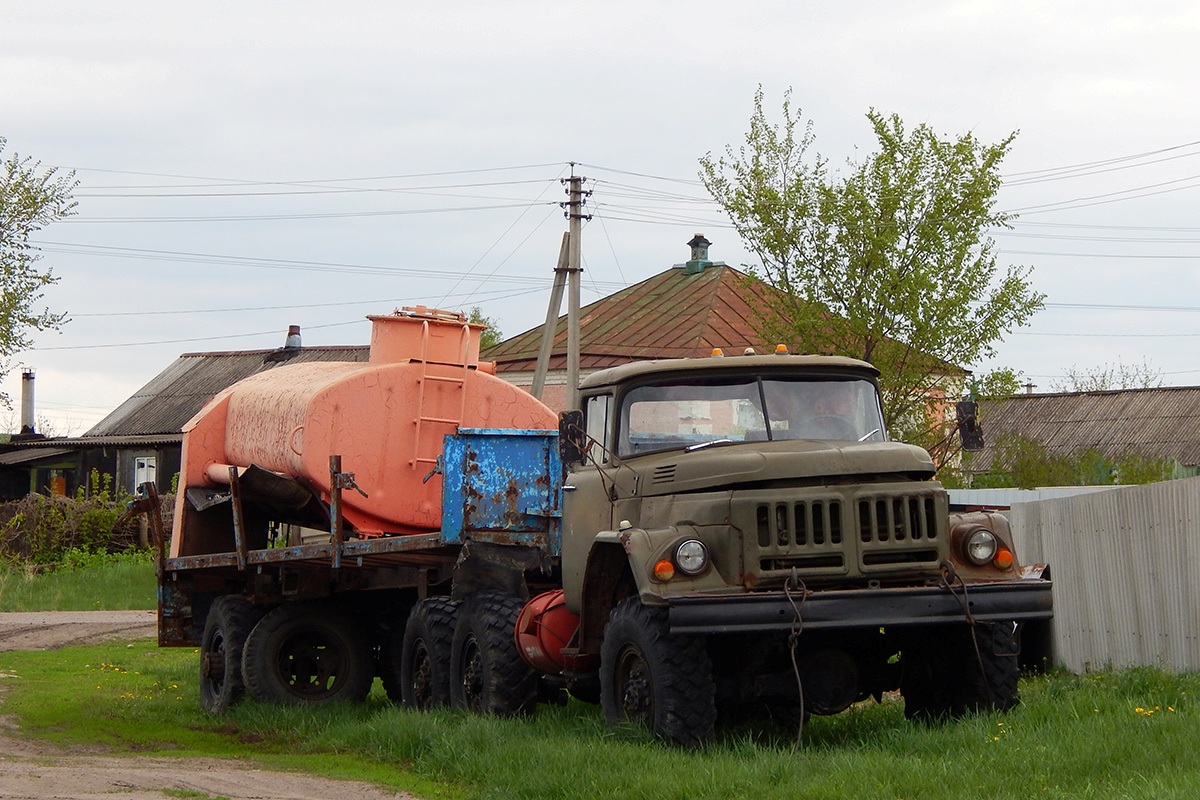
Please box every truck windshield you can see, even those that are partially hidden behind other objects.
[618,376,886,457]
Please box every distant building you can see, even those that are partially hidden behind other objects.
[968,386,1200,481]
[0,332,367,499]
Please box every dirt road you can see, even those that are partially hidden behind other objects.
[0,611,417,800]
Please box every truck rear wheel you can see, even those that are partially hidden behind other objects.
[449,591,537,715]
[242,603,373,706]
[199,595,262,714]
[381,596,458,709]
[600,597,716,747]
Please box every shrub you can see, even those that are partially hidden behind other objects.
[0,470,173,565]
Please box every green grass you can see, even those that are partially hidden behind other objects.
[3,638,1200,799]
[0,550,156,610]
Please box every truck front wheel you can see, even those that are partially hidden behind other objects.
[901,622,1020,722]
[241,603,373,706]
[600,597,716,747]
[449,591,537,715]
[966,622,1021,712]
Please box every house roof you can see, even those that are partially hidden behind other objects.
[483,264,779,371]
[973,386,1200,469]
[83,345,369,438]
[0,446,76,466]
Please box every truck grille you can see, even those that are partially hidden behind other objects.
[747,487,945,579]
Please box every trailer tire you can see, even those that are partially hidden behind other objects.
[242,603,373,706]
[199,595,262,714]
[382,596,458,709]
[450,591,537,716]
[600,597,716,747]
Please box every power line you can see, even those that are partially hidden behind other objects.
[999,248,1199,260]
[1001,139,1200,179]
[62,162,567,187]
[30,319,367,351]
[58,201,556,224]
[73,178,558,199]
[32,240,630,291]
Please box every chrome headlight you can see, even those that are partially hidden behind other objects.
[675,539,709,575]
[964,528,998,565]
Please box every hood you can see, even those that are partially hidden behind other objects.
[629,439,937,496]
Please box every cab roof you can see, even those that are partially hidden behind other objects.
[578,353,880,390]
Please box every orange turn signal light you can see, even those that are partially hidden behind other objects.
[653,559,675,581]
[711,348,725,357]
[774,344,789,354]
[993,547,1014,569]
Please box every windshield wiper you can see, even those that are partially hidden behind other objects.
[686,438,734,452]
[858,428,882,442]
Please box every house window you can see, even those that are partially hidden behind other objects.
[135,456,157,488]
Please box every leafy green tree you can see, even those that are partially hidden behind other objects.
[700,89,1044,447]
[0,138,77,406]
[468,306,503,350]
[970,367,1025,400]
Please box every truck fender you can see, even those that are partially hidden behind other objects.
[574,526,684,658]
[573,536,639,659]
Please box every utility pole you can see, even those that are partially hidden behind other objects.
[531,168,589,409]
[564,174,586,410]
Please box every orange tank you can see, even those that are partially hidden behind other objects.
[172,308,557,554]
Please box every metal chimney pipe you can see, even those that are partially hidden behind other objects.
[20,369,35,435]
[285,325,302,348]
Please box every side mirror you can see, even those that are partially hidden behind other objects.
[955,400,985,452]
[558,410,586,464]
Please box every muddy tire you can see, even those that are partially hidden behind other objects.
[901,622,1020,722]
[199,596,262,714]
[450,591,537,715]
[242,603,373,706]
[971,622,1021,712]
[600,597,716,747]
[381,596,458,709]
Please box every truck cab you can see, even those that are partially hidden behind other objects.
[554,353,1051,744]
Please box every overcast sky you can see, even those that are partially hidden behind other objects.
[4,1,1200,434]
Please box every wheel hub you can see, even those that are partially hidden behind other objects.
[617,647,653,722]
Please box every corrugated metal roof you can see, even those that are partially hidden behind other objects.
[85,346,369,437]
[0,447,75,466]
[974,386,1200,468]
[484,265,778,369]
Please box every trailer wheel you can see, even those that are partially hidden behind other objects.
[242,603,373,706]
[381,596,458,709]
[199,595,262,714]
[450,591,537,715]
[600,597,716,747]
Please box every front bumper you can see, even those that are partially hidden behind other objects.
[667,579,1052,635]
